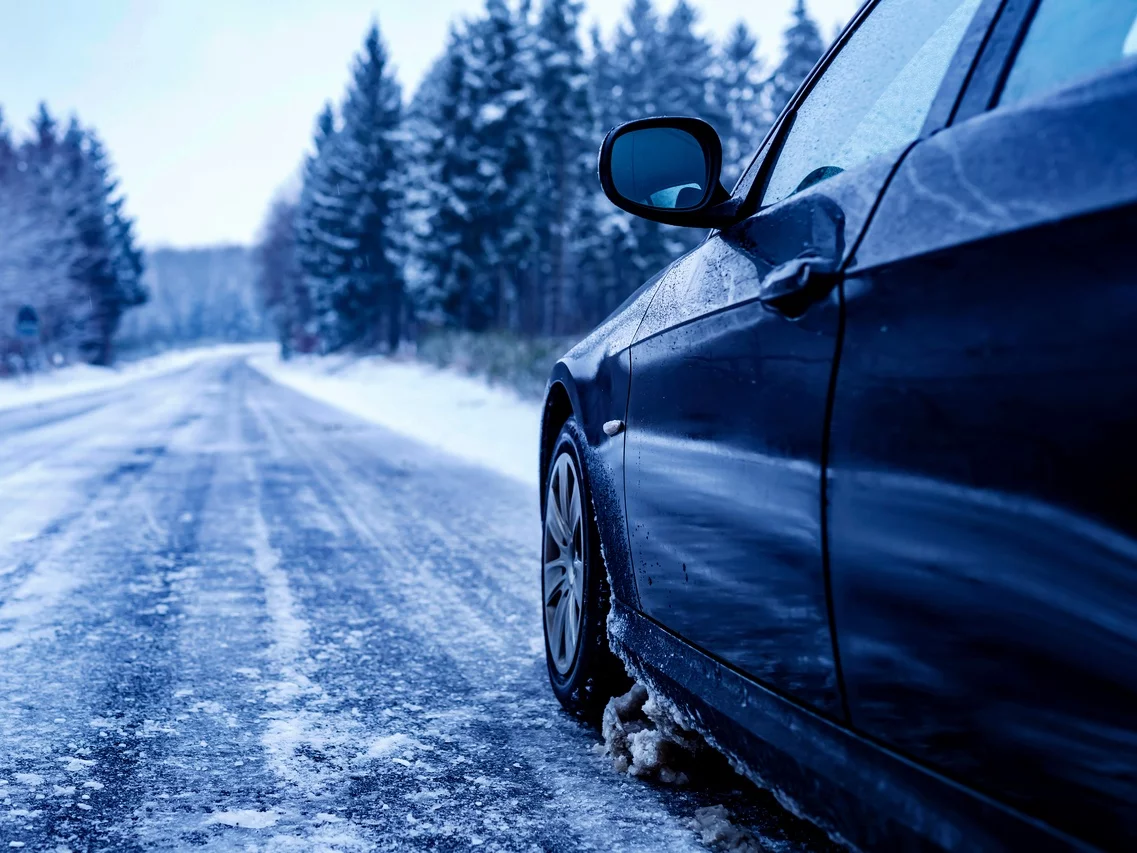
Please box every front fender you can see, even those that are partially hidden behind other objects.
[538,276,664,613]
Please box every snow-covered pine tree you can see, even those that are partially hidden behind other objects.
[324,21,405,351]
[0,110,20,309]
[106,189,147,322]
[0,109,28,365]
[295,102,346,350]
[767,0,824,122]
[255,196,305,356]
[581,0,697,301]
[608,0,664,119]
[529,0,592,335]
[59,120,112,363]
[0,106,143,367]
[588,23,616,135]
[58,123,145,365]
[658,1,717,122]
[463,0,536,332]
[13,105,86,357]
[0,109,14,183]
[399,56,450,330]
[714,21,768,187]
[405,25,486,332]
[572,23,624,325]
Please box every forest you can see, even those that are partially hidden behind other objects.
[256,0,827,357]
[0,115,269,372]
[0,106,146,372]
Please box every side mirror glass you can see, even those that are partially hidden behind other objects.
[598,116,732,228]
[610,127,710,210]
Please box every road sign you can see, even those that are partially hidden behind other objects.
[15,305,39,340]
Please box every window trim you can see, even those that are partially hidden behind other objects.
[969,0,1137,113]
[924,0,1009,129]
[731,0,1001,219]
[951,0,1039,122]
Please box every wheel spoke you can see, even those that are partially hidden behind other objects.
[557,460,571,534]
[543,559,568,605]
[567,479,581,538]
[547,494,571,548]
[552,594,569,658]
[565,594,579,653]
[545,482,573,548]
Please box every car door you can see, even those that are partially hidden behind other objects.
[827,1,1137,847]
[622,0,993,716]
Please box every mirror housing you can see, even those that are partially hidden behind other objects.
[598,116,739,229]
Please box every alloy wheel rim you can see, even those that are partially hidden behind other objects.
[544,451,585,675]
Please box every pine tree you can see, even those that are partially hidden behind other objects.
[295,102,346,350]
[81,128,145,364]
[581,0,699,301]
[0,108,14,182]
[768,0,824,121]
[529,0,592,335]
[658,1,716,121]
[608,0,664,120]
[106,189,146,318]
[715,21,768,186]
[0,109,29,360]
[58,124,111,364]
[576,24,625,323]
[0,106,144,365]
[463,0,535,332]
[327,21,405,350]
[15,105,85,355]
[297,21,405,352]
[255,197,306,356]
[402,26,483,331]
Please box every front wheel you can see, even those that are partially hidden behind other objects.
[543,419,628,721]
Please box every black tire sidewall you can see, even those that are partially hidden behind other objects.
[542,419,621,718]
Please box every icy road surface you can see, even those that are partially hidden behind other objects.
[0,355,838,852]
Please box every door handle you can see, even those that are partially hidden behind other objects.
[758,257,843,319]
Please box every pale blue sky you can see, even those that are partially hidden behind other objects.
[0,0,860,247]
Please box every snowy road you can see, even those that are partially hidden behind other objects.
[0,354,836,852]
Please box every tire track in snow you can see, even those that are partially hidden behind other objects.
[242,365,716,852]
[0,376,202,600]
[236,446,378,851]
[1,360,306,850]
[0,373,227,850]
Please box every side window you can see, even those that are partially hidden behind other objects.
[761,0,983,207]
[999,0,1137,106]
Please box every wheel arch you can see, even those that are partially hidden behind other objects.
[539,377,576,515]
[539,360,641,611]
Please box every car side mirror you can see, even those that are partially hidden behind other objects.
[598,116,738,229]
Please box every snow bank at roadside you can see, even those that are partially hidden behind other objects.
[248,353,542,486]
[0,343,273,412]
[597,683,766,851]
[595,682,704,786]
[692,805,764,853]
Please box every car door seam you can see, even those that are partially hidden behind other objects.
[820,137,923,726]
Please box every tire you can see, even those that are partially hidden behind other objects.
[542,419,629,722]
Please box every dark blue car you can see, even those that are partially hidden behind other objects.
[537,0,1137,849]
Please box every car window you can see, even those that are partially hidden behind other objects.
[999,0,1137,106]
[761,0,984,207]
